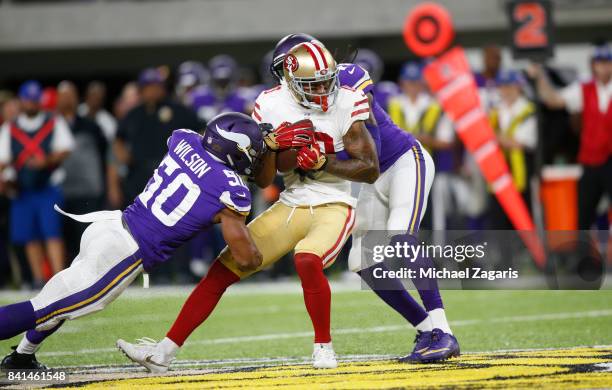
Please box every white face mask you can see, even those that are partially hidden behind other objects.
[288,72,339,112]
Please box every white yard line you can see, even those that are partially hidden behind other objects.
[58,300,381,332]
[0,279,365,302]
[38,309,612,358]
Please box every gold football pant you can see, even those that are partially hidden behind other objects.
[220,201,355,278]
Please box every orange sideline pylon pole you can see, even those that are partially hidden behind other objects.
[403,3,546,268]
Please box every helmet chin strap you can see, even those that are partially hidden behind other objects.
[321,96,329,112]
[311,95,329,112]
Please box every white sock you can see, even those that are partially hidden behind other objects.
[415,315,433,332]
[16,336,40,355]
[159,337,180,357]
[314,342,333,350]
[428,308,452,334]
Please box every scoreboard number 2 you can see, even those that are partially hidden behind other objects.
[514,2,547,48]
[507,0,554,60]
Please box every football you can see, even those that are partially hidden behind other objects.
[276,148,299,172]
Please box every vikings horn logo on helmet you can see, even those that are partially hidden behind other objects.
[216,124,253,162]
[202,113,265,177]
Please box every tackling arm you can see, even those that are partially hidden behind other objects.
[365,93,381,156]
[217,208,262,272]
[253,149,277,188]
[323,120,380,184]
[335,93,381,160]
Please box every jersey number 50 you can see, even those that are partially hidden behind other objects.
[138,155,201,227]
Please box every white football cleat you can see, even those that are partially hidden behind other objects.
[116,337,174,373]
[312,342,338,369]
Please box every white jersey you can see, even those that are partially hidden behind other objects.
[253,84,370,207]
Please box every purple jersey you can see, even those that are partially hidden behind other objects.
[337,63,417,173]
[123,129,251,271]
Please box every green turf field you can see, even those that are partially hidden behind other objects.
[0,283,610,369]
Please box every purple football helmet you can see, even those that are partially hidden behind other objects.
[270,33,322,82]
[209,55,238,93]
[177,61,209,89]
[202,112,267,177]
[354,49,384,82]
[209,55,238,82]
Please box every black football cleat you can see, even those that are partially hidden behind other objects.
[0,346,48,370]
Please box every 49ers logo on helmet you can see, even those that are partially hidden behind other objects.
[284,54,299,72]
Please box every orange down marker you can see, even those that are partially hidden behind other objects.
[404,3,546,268]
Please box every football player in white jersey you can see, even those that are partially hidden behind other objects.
[269,34,459,363]
[117,41,379,370]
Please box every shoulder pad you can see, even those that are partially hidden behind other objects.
[338,63,374,94]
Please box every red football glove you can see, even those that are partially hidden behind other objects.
[296,142,327,171]
[263,119,315,151]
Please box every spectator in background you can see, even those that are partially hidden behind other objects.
[114,67,201,204]
[114,67,201,283]
[57,81,108,262]
[175,61,209,107]
[113,82,140,121]
[2,98,20,124]
[388,61,442,136]
[475,44,502,110]
[78,81,117,142]
[488,70,537,229]
[529,44,611,230]
[40,87,57,113]
[108,81,140,208]
[190,55,252,123]
[0,191,9,288]
[0,91,13,118]
[0,81,74,288]
[388,61,457,230]
[77,81,121,210]
[0,94,18,288]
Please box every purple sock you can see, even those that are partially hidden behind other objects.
[417,284,444,311]
[408,254,444,311]
[358,264,428,327]
[391,234,444,311]
[0,301,36,339]
[26,320,65,345]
